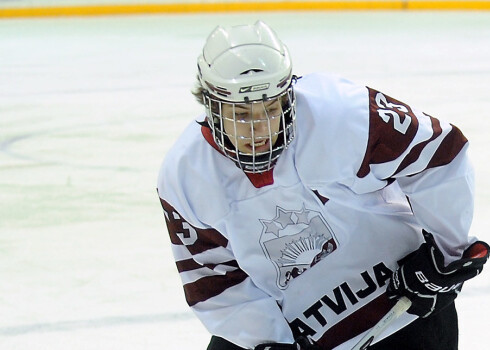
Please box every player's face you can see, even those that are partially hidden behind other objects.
[221,99,283,155]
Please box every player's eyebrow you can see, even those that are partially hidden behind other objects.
[234,100,278,111]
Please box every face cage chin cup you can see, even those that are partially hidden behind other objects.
[203,86,296,173]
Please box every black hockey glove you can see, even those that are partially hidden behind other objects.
[255,337,320,350]
[387,230,489,318]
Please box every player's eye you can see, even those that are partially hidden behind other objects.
[267,107,280,115]
[235,112,251,121]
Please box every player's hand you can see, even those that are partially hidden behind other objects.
[387,230,489,318]
[254,336,320,350]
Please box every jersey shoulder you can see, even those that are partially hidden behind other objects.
[157,119,232,227]
[293,73,371,186]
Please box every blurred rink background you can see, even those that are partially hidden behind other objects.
[0,5,489,350]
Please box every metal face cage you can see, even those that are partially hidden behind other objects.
[203,86,296,173]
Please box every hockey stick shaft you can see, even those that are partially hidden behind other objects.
[351,296,412,350]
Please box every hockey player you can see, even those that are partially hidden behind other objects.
[157,21,489,350]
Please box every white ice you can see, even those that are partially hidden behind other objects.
[0,11,489,350]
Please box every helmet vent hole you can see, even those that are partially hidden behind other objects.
[240,69,263,75]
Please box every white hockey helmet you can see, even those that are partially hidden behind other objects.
[197,21,297,173]
[197,20,293,102]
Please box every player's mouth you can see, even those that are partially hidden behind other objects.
[246,138,270,152]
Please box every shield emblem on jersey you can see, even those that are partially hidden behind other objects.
[259,205,338,289]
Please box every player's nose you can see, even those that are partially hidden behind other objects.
[252,118,269,134]
[250,108,269,131]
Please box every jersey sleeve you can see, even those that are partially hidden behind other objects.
[159,197,295,349]
[352,87,475,264]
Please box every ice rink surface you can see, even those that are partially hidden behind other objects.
[1,10,489,350]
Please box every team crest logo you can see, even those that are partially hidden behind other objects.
[259,205,338,289]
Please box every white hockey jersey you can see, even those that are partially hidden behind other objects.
[157,73,475,349]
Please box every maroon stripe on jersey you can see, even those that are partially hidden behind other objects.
[159,197,229,255]
[392,113,442,176]
[426,124,467,170]
[176,258,202,272]
[158,196,249,306]
[187,229,228,256]
[184,268,249,307]
[316,293,395,350]
[312,189,329,205]
[357,88,419,178]
[176,258,239,273]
